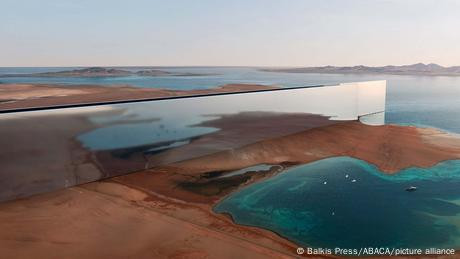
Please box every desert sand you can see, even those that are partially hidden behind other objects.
[0,181,301,259]
[112,118,460,207]
[1,84,460,258]
[171,119,460,174]
[1,117,460,258]
[0,83,277,111]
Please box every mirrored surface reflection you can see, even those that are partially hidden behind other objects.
[0,80,386,201]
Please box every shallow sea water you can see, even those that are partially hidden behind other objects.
[214,157,460,249]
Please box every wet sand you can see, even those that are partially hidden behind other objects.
[0,83,277,111]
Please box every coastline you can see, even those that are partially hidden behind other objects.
[1,119,460,257]
[1,84,460,257]
[107,118,460,257]
[209,157,460,258]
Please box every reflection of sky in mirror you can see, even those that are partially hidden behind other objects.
[77,81,386,150]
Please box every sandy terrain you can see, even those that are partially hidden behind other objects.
[144,112,339,166]
[1,84,460,258]
[0,83,89,100]
[112,119,460,207]
[1,118,460,258]
[0,83,277,111]
[171,121,460,174]
[0,181,300,259]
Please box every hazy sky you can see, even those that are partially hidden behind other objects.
[2,0,460,67]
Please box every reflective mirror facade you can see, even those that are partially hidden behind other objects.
[0,80,386,202]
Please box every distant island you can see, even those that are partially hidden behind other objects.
[261,63,460,76]
[0,67,216,78]
[5,64,460,78]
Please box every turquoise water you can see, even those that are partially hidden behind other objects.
[214,157,460,250]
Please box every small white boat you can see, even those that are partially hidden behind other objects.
[406,186,417,192]
[351,179,357,183]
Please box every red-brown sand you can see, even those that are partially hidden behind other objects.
[0,83,277,111]
[171,120,460,175]
[0,181,300,259]
[1,84,460,258]
[113,120,460,206]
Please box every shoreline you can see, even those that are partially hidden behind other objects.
[111,173,305,257]
[208,156,460,258]
[168,121,460,175]
[206,164,318,256]
[1,85,460,257]
[1,121,460,257]
[108,119,460,257]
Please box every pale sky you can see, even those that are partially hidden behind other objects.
[2,0,460,67]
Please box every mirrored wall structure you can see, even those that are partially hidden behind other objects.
[0,80,386,201]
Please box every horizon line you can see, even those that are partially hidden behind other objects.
[0,62,456,69]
